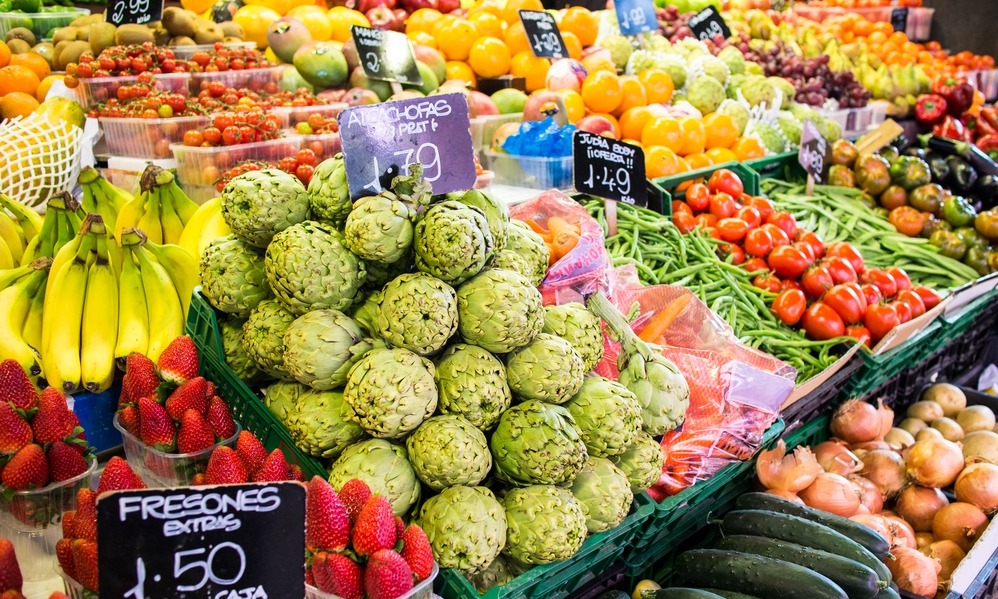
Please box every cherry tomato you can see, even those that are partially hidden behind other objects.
[673,211,695,233]
[686,183,710,212]
[845,325,872,348]
[709,193,737,220]
[707,168,744,198]
[744,228,775,258]
[295,163,315,185]
[748,196,774,221]
[761,223,790,247]
[694,214,717,229]
[860,284,883,307]
[721,243,745,265]
[897,289,926,318]
[859,268,898,299]
[886,267,912,291]
[767,211,799,240]
[202,127,222,145]
[826,242,865,275]
[773,288,807,326]
[736,205,762,229]
[221,125,242,145]
[892,300,913,324]
[797,231,825,260]
[782,279,804,292]
[824,256,858,285]
[913,286,941,310]
[753,273,783,293]
[182,129,204,147]
[717,218,749,242]
[794,241,816,264]
[744,257,768,272]
[823,284,866,324]
[767,245,810,279]
[801,302,846,340]
[672,200,693,217]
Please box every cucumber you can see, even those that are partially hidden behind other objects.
[673,549,848,599]
[720,509,892,584]
[736,492,891,558]
[716,535,885,599]
[641,590,725,599]
[701,591,763,599]
[875,587,901,599]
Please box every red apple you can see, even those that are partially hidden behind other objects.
[577,114,618,139]
[468,90,499,118]
[522,90,562,121]
[343,87,381,106]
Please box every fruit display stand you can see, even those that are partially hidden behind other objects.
[98,115,209,160]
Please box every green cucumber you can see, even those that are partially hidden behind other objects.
[875,587,901,599]
[716,535,885,599]
[641,590,725,599]
[673,549,848,599]
[736,492,891,558]
[720,509,892,584]
[701,591,763,599]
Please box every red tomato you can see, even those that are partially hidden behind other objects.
[767,211,798,240]
[753,273,783,293]
[913,286,941,310]
[709,193,737,220]
[801,265,834,299]
[761,223,791,247]
[897,289,926,318]
[748,196,774,221]
[801,302,846,340]
[826,242,865,275]
[768,245,810,279]
[794,241,816,264]
[860,284,883,307]
[686,183,711,212]
[721,243,745,265]
[824,256,858,285]
[672,200,693,216]
[672,211,695,233]
[707,168,744,198]
[864,303,900,342]
[736,205,762,229]
[744,257,768,272]
[717,218,750,242]
[772,288,807,326]
[859,269,898,299]
[892,300,913,324]
[823,284,866,324]
[702,227,721,240]
[694,213,718,228]
[886,267,912,291]
[797,231,825,260]
[845,325,872,348]
[782,279,804,292]
[744,228,775,258]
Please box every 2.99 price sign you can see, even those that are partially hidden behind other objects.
[573,132,648,207]
[351,26,423,86]
[97,482,305,599]
[108,0,162,25]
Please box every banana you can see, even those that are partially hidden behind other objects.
[135,187,163,244]
[197,210,232,256]
[114,236,149,366]
[45,212,88,301]
[143,240,198,320]
[167,176,200,225]
[115,194,146,238]
[177,197,223,258]
[0,212,25,264]
[0,263,36,290]
[79,166,131,232]
[0,240,14,270]
[0,263,48,376]
[80,233,118,393]
[20,279,44,354]
[158,184,186,246]
[0,193,43,242]
[128,231,184,363]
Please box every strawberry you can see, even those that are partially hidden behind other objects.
[338,479,373,524]
[164,377,210,422]
[400,525,435,582]
[0,591,24,599]
[0,360,37,412]
[0,538,22,593]
[47,441,89,482]
[394,516,405,544]
[64,412,88,455]
[235,431,268,475]
[311,552,363,599]
[205,446,248,485]
[138,397,176,451]
[289,463,304,482]
[351,496,396,557]
[251,450,289,482]
[71,539,98,592]
[118,404,140,437]
[191,473,206,486]
[364,550,413,599]
[306,476,350,553]
[31,388,73,444]
[47,593,68,599]
[61,511,76,539]
[2,444,48,490]
[176,409,216,454]
[157,336,199,385]
[205,396,235,440]
[96,456,146,495]
[55,538,75,581]
[0,402,32,455]
[120,353,159,408]
[73,489,97,543]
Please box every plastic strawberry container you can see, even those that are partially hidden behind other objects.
[170,136,304,193]
[56,564,93,599]
[74,73,191,110]
[99,116,209,159]
[272,102,347,131]
[306,565,437,599]
[189,66,284,95]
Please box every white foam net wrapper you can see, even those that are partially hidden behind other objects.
[0,116,83,209]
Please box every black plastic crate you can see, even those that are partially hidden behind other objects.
[566,561,626,599]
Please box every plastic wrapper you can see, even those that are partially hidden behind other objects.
[501,116,575,157]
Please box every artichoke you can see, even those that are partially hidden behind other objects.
[263,380,307,422]
[490,400,587,486]
[457,269,544,354]
[503,220,549,286]
[414,200,494,285]
[307,154,351,227]
[570,457,633,534]
[542,303,604,372]
[377,273,458,356]
[285,388,367,459]
[222,168,310,249]
[343,348,437,438]
[328,438,420,516]
[446,188,510,252]
[490,250,533,283]
[344,191,415,264]
[363,253,412,291]
[200,235,271,317]
[434,344,512,431]
[407,415,492,491]
[282,309,379,390]
[265,221,366,316]
[388,163,432,207]
[220,317,262,382]
[242,299,296,379]
[504,333,585,404]
[464,554,521,593]
[502,485,587,565]
[564,377,642,458]
[350,291,381,338]
[609,432,664,494]
[416,485,507,574]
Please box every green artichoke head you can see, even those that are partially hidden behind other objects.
[242,299,296,380]
[220,317,263,382]
[502,485,587,565]
[446,188,510,252]
[389,163,433,207]
[564,376,642,458]
[609,431,664,494]
[377,272,458,356]
[456,269,544,354]
[343,191,415,264]
[463,554,520,594]
[414,200,495,285]
[362,253,413,291]
[350,290,382,338]
[503,219,549,287]
[282,309,378,390]
[542,303,604,372]
[570,457,633,534]
[262,380,308,423]
[199,235,272,318]
[306,154,351,227]
[343,348,438,438]
[328,438,420,516]
[285,388,367,459]
[406,414,492,491]
[434,343,512,431]
[416,485,507,574]
[490,400,588,486]
[504,333,585,404]
[222,168,311,249]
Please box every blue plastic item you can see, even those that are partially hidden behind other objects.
[69,383,122,453]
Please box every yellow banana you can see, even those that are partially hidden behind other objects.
[177,197,222,258]
[0,240,14,270]
[159,184,186,246]
[168,178,200,225]
[80,233,118,393]
[53,195,85,259]
[0,263,48,377]
[0,212,25,265]
[135,187,163,244]
[114,236,149,366]
[20,279,44,353]
[115,194,145,238]
[129,232,184,363]
[79,166,131,232]
[0,193,43,242]
[45,212,88,301]
[198,210,232,256]
[143,240,198,320]
[0,263,36,290]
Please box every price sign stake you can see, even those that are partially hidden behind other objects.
[798,119,830,194]
[688,6,731,42]
[108,0,162,26]
[97,482,305,599]
[519,10,569,59]
[891,8,909,33]
[351,26,423,87]
[573,131,648,208]
[615,0,657,37]
[338,93,477,199]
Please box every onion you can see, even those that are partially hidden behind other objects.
[930,417,965,442]
[932,502,989,552]
[859,449,907,499]
[884,514,918,549]
[906,437,964,488]
[915,532,935,550]
[876,398,894,439]
[898,417,928,436]
[885,546,941,597]
[895,485,949,532]
[764,488,804,504]
[799,472,861,517]
[916,427,943,441]
[922,540,966,586]
[831,399,882,444]
[851,441,892,453]
[755,439,822,493]
[922,383,967,417]
[884,427,915,449]
[907,400,944,422]
[814,440,863,476]
[955,462,998,515]
[848,475,884,514]
[849,514,892,542]
[957,405,997,434]
[963,430,998,465]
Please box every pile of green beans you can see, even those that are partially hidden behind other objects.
[761,180,979,290]
[581,198,845,383]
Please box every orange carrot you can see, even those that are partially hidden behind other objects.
[547,216,580,260]
[638,294,691,343]
[525,218,551,242]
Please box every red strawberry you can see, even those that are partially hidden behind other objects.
[0,591,25,599]
[394,516,405,543]
[0,538,22,593]
[2,444,48,490]
[306,476,351,553]
[32,388,73,444]
[339,479,373,524]
[289,463,304,482]
[71,539,98,592]
[252,450,290,482]
[351,496,396,557]
[164,377,210,421]
[205,396,235,440]
[191,473,206,486]
[205,446,247,485]
[47,441,89,482]
[0,360,38,412]
[157,336,199,385]
[120,353,159,408]
[235,431,268,475]
[312,552,363,599]
[177,409,216,454]
[47,593,68,599]
[96,456,146,495]
[400,524,435,582]
[61,511,75,539]
[73,489,97,542]
[364,550,414,599]
[138,397,176,451]
[55,538,75,581]
[0,402,32,455]
[64,412,88,455]
[118,404,140,437]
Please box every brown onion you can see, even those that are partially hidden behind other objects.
[884,427,916,450]
[877,398,894,439]
[848,475,884,514]
[885,546,941,597]
[764,488,804,504]
[799,472,861,517]
[963,430,998,464]
[906,437,964,488]
[756,440,822,493]
[883,514,917,550]
[955,462,998,515]
[852,441,892,453]
[831,399,882,444]
[914,532,935,550]
[814,440,863,476]
[895,485,949,532]
[859,449,907,499]
[849,514,892,543]
[932,502,989,552]
[922,540,966,586]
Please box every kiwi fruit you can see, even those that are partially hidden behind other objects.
[222,36,243,44]
[88,22,117,55]
[70,14,104,28]
[31,42,55,68]
[51,26,78,45]
[57,41,92,72]
[75,26,91,42]
[218,21,244,39]
[53,40,71,66]
[5,38,31,55]
[193,22,223,45]
[150,25,170,47]
[168,36,197,47]
[162,6,195,38]
[115,24,154,45]
[5,27,36,46]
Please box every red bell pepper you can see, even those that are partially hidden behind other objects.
[977,134,998,154]
[963,113,998,140]
[914,94,948,125]
[933,78,975,116]
[934,115,973,142]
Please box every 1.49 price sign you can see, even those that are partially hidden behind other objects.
[573,132,648,207]
[108,0,162,25]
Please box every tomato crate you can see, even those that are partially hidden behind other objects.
[651,161,760,203]
[746,151,802,181]
[435,500,653,599]
[185,288,328,480]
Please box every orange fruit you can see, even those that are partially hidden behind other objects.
[35,74,62,102]
[619,106,653,141]
[703,113,739,149]
[435,19,479,62]
[328,7,370,42]
[589,112,620,139]
[581,53,615,75]
[510,50,549,92]
[430,13,459,37]
[501,0,543,24]
[641,117,682,153]
[445,61,476,88]
[613,75,646,117]
[732,137,766,161]
[705,147,738,164]
[554,89,584,123]
[469,11,504,39]
[408,30,437,49]
[0,41,9,69]
[468,37,511,78]
[561,31,582,60]
[406,8,442,33]
[621,138,642,149]
[234,5,282,49]
[287,5,332,41]
[677,116,706,156]
[503,21,531,57]
[645,146,682,179]
[0,65,40,97]
[469,0,504,17]
[580,70,622,114]
[685,153,713,169]
[559,6,598,46]
[9,53,50,82]
[638,68,674,105]
[0,91,39,120]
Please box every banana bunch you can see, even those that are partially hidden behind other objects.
[177,197,232,260]
[116,165,200,246]
[21,193,85,265]
[79,166,131,232]
[0,257,52,377]
[0,193,44,269]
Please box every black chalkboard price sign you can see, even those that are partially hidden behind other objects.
[108,0,163,26]
[573,131,648,207]
[798,119,830,184]
[688,6,731,42]
[351,26,423,86]
[97,482,306,599]
[891,8,909,33]
[519,10,568,59]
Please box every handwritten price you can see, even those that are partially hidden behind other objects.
[582,164,633,201]
[124,543,256,599]
[530,31,565,58]
[363,143,441,194]
[696,19,724,41]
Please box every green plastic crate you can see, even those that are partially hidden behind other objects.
[784,414,832,450]
[652,161,761,202]
[746,152,804,181]
[185,288,328,480]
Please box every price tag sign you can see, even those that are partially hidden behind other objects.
[351,26,423,86]
[688,6,730,42]
[108,0,163,25]
[891,8,909,33]
[798,119,830,184]
[338,92,477,199]
[519,10,568,59]
[573,131,648,207]
[615,0,657,37]
[97,482,305,599]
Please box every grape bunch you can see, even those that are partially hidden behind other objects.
[742,40,871,108]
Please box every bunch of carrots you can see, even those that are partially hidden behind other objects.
[526,216,581,266]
